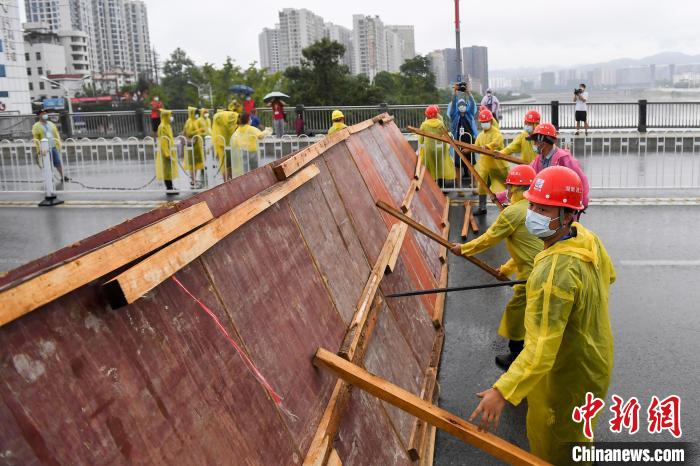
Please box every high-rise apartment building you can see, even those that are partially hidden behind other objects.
[124,0,151,80]
[1,0,31,113]
[428,50,448,88]
[462,46,488,93]
[384,28,403,73]
[352,15,386,80]
[385,25,415,62]
[259,26,280,72]
[277,8,325,69]
[324,22,353,72]
[92,0,131,73]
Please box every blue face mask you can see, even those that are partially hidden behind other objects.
[42,114,49,121]
[532,142,540,154]
[524,124,534,133]
[458,105,467,113]
[482,122,491,130]
[525,209,557,238]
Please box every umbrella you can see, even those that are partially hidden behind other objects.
[230,84,254,95]
[263,91,290,102]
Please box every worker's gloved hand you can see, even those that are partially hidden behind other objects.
[450,244,463,256]
[495,267,510,282]
[469,387,506,433]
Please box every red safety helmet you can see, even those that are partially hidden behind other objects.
[425,105,439,119]
[529,122,557,139]
[524,109,541,124]
[478,108,493,123]
[506,164,537,186]
[523,166,585,210]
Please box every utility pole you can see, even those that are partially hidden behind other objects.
[152,47,160,84]
[454,0,462,82]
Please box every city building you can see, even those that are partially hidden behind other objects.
[384,28,403,73]
[259,26,281,72]
[352,15,386,80]
[428,50,448,88]
[124,0,152,80]
[385,25,415,62]
[540,71,556,90]
[444,48,460,84]
[91,0,132,76]
[277,8,325,70]
[0,0,31,113]
[324,22,353,72]
[462,46,488,93]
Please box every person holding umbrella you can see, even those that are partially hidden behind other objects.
[264,91,289,138]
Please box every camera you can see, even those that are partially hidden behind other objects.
[574,88,583,95]
[457,81,468,92]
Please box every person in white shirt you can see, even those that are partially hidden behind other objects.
[481,88,500,121]
[573,83,589,136]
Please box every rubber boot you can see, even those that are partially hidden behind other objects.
[473,195,487,216]
[495,340,524,370]
[165,179,178,196]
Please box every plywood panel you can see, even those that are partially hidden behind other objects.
[200,200,346,455]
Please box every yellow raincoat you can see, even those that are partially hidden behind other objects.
[212,110,238,169]
[493,223,615,465]
[230,124,272,175]
[183,106,204,170]
[460,191,543,340]
[32,120,62,152]
[474,119,507,193]
[327,121,347,135]
[418,117,456,181]
[228,100,243,114]
[155,110,177,181]
[502,130,539,164]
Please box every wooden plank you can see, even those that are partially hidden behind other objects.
[339,224,401,362]
[414,153,422,179]
[421,426,437,466]
[407,367,437,460]
[468,201,480,233]
[273,119,375,180]
[327,449,342,466]
[407,125,527,166]
[314,349,551,466]
[415,163,426,190]
[429,327,445,369]
[438,221,449,265]
[400,181,417,213]
[0,202,214,327]
[461,201,472,240]
[376,201,505,281]
[386,218,409,274]
[432,264,449,329]
[103,165,319,307]
[303,295,384,466]
[440,197,450,228]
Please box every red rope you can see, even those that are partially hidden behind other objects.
[171,275,283,406]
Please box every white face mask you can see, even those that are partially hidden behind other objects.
[524,124,534,133]
[525,209,558,238]
[458,105,466,113]
[155,96,160,102]
[481,122,491,130]
[170,116,174,123]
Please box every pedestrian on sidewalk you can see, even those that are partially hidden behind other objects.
[448,83,478,182]
[149,95,163,135]
[574,83,589,136]
[270,98,285,137]
[32,110,67,182]
[481,88,500,121]
[155,109,178,195]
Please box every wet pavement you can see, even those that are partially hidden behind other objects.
[434,200,700,464]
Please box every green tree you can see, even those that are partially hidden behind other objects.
[160,48,200,108]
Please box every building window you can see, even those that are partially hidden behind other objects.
[27,67,32,76]
[29,83,34,91]
[0,91,8,98]
[38,67,43,75]
[36,52,41,60]
[39,82,45,90]
[0,65,5,78]
[0,39,3,52]
[25,52,30,61]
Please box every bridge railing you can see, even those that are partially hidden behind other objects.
[2,101,699,140]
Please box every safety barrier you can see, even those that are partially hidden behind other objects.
[0,134,323,194]
[1,131,699,195]
[418,130,700,193]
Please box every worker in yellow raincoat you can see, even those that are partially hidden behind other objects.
[473,107,506,215]
[418,105,455,184]
[502,109,541,164]
[212,109,238,180]
[469,166,615,466]
[327,109,347,135]
[182,106,204,186]
[230,112,272,176]
[228,99,243,114]
[450,164,542,369]
[155,109,178,194]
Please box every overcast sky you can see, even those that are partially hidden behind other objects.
[139,1,699,70]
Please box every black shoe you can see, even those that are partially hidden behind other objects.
[495,352,517,370]
[473,207,487,216]
[63,175,70,182]
[166,190,179,196]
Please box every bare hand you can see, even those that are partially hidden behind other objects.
[469,388,506,433]
[450,244,463,256]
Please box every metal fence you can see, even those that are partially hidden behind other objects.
[418,130,700,193]
[0,135,322,194]
[2,101,699,141]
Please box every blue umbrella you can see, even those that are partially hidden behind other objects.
[230,84,254,95]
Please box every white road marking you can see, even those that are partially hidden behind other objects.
[619,260,700,267]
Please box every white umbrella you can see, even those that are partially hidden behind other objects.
[263,91,290,102]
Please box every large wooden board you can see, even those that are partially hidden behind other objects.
[199,200,346,454]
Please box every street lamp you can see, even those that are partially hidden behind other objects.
[40,75,91,135]
[187,80,213,108]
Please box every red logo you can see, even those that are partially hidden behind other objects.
[572,392,605,440]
